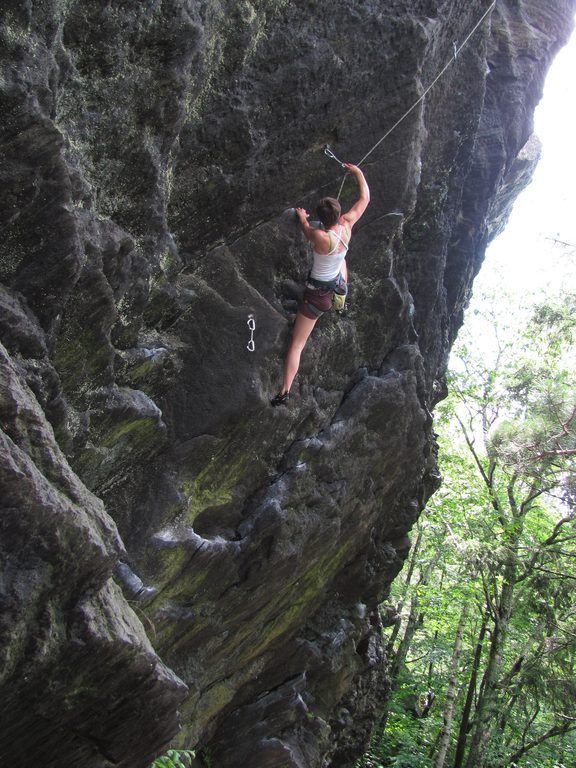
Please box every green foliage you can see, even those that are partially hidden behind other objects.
[198,748,214,768]
[366,287,576,768]
[359,702,436,768]
[151,749,195,768]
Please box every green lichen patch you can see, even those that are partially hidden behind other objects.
[152,562,209,610]
[54,325,113,393]
[74,408,165,494]
[98,415,160,451]
[213,540,353,668]
[181,440,252,526]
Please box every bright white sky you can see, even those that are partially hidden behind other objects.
[474,16,576,302]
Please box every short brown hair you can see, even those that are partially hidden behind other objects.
[316,197,341,228]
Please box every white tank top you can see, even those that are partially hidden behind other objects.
[310,225,350,281]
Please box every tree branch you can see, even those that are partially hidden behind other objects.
[455,413,507,524]
[508,721,576,764]
[530,447,576,460]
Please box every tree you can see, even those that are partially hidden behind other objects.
[450,291,575,768]
[362,290,576,768]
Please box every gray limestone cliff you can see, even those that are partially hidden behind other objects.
[1,1,574,766]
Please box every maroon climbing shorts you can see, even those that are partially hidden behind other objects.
[299,286,334,319]
[299,273,347,320]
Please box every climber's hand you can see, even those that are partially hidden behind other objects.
[343,163,362,176]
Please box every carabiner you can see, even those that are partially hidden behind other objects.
[247,315,255,352]
[323,144,346,168]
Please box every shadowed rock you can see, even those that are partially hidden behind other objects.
[1,0,574,766]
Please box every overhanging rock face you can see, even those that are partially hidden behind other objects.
[1,1,574,766]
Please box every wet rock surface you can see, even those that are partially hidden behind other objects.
[1,1,574,766]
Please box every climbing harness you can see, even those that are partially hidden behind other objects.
[334,0,497,199]
[303,272,348,316]
[247,315,255,352]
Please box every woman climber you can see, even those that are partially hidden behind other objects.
[271,163,370,406]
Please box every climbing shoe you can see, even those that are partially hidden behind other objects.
[270,392,289,407]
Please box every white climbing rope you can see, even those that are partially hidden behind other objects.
[335,0,497,199]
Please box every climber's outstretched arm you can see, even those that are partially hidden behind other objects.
[342,164,370,227]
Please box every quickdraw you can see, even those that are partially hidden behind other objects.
[323,144,346,168]
[247,315,255,352]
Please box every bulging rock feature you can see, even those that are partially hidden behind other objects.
[1,1,574,766]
